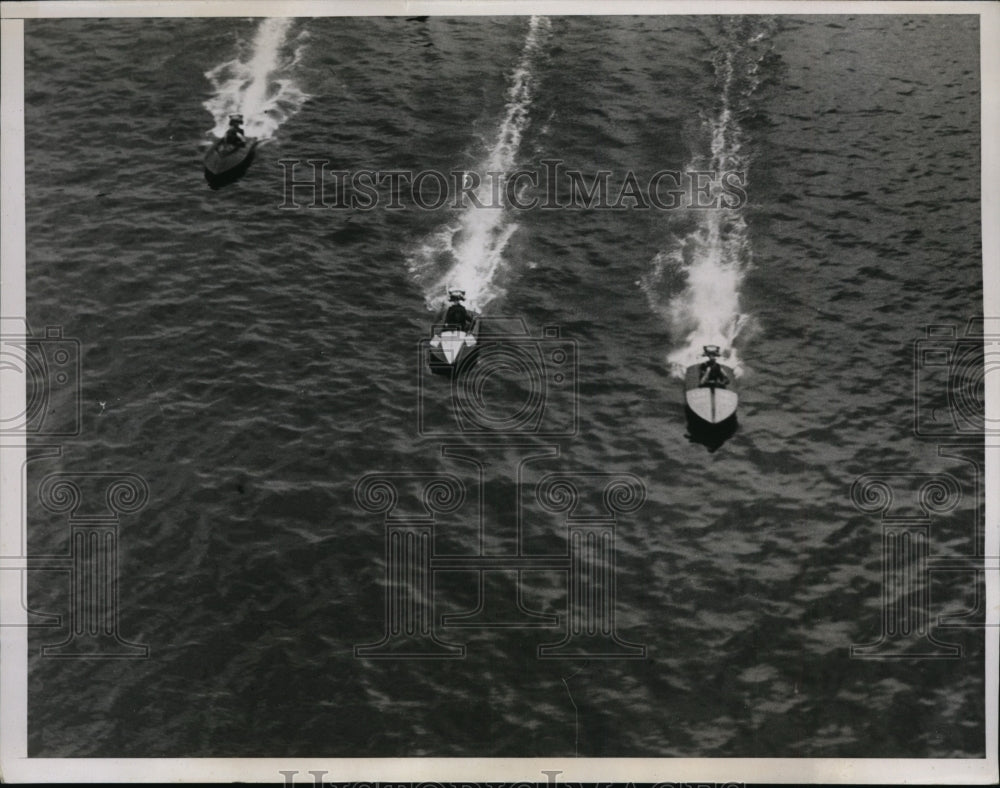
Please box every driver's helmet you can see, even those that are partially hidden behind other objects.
[229,114,244,125]
[703,345,721,359]
[448,288,466,302]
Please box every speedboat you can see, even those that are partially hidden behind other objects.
[204,137,258,188]
[428,316,480,375]
[684,345,738,425]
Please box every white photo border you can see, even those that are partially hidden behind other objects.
[1,1,997,783]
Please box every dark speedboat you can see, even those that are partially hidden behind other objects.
[203,137,257,188]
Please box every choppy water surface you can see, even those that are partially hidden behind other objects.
[22,14,984,758]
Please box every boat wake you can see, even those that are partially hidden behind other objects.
[642,17,776,378]
[407,16,551,312]
[203,18,309,143]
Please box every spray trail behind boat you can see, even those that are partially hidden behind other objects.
[203,18,309,142]
[643,17,775,378]
[408,16,552,312]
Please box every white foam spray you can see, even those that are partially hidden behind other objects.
[408,16,552,312]
[643,19,774,378]
[203,18,309,142]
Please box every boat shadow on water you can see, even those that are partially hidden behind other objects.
[685,408,739,453]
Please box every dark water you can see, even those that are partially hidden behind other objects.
[22,15,985,758]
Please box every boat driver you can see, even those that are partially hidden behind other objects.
[444,289,474,332]
[224,114,246,148]
[699,345,730,387]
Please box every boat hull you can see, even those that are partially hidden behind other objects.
[204,138,257,188]
[684,363,738,424]
[427,319,479,375]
